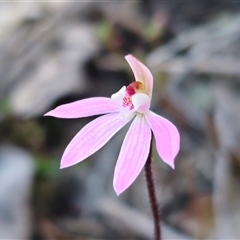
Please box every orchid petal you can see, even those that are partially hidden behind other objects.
[145,111,180,169]
[111,86,126,102]
[114,115,151,195]
[44,97,119,119]
[60,113,134,168]
[132,93,150,113]
[125,54,153,98]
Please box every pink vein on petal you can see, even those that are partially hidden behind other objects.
[113,115,151,195]
[60,113,134,168]
[44,97,119,118]
[145,111,180,169]
[125,54,153,99]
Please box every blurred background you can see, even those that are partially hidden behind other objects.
[1,1,240,239]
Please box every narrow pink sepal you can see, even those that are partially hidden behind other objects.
[44,97,119,119]
[113,115,151,195]
[145,111,180,169]
[60,113,134,168]
[125,54,153,98]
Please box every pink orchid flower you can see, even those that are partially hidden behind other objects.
[45,54,180,195]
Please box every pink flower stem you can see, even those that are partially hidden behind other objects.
[144,136,161,240]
